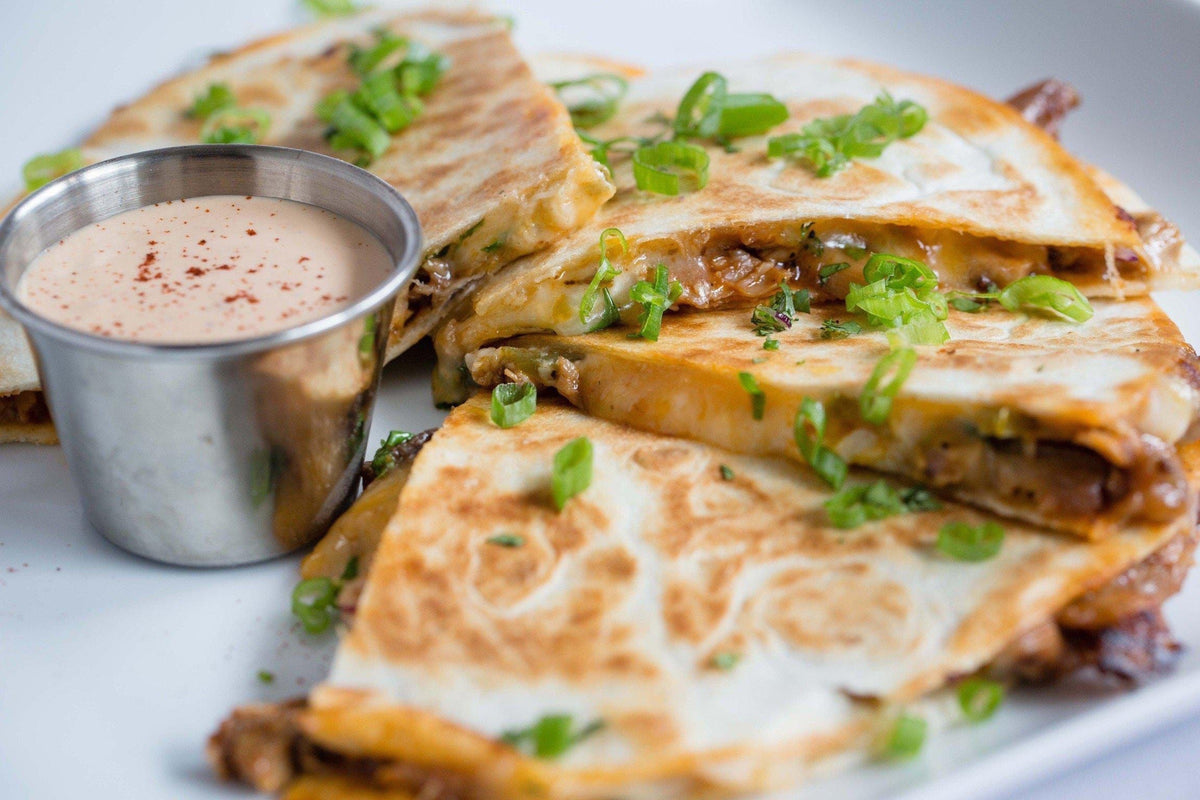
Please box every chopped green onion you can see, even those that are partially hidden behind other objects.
[900,486,942,512]
[490,382,537,428]
[318,91,390,161]
[751,283,808,335]
[629,263,682,340]
[998,275,1094,323]
[949,295,987,313]
[502,715,605,759]
[487,533,525,548]
[674,72,728,140]
[825,480,906,528]
[820,319,862,339]
[349,31,408,76]
[818,261,852,285]
[863,252,938,291]
[550,73,630,129]
[859,348,916,425]
[201,107,271,144]
[958,677,1005,722]
[883,712,926,759]
[768,92,928,177]
[355,70,422,132]
[579,228,626,327]
[291,577,338,634]
[937,520,1005,562]
[358,314,378,364]
[719,464,735,481]
[632,140,710,195]
[21,148,85,192]
[738,372,766,420]
[341,556,360,581]
[793,398,847,489]
[187,82,235,119]
[396,50,450,97]
[711,651,740,670]
[302,0,359,16]
[763,337,780,351]
[716,93,790,137]
[482,237,505,254]
[552,437,593,510]
[257,670,275,684]
[369,430,415,480]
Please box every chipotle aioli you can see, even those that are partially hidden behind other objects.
[16,195,394,344]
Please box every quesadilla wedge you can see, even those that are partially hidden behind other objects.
[210,396,1198,798]
[432,54,1199,401]
[466,297,1200,539]
[0,7,613,442]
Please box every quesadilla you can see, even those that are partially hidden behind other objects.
[0,7,613,442]
[210,396,1198,798]
[432,54,1199,401]
[466,297,1200,539]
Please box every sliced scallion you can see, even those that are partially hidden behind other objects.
[490,382,537,428]
[859,347,916,425]
[632,140,710,195]
[552,437,593,510]
[937,520,1005,562]
[738,371,766,420]
[21,148,84,192]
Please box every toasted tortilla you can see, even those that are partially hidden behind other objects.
[432,54,1198,401]
[0,8,613,441]
[213,396,1195,798]
[467,297,1200,539]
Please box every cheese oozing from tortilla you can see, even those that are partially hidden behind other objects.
[17,196,393,344]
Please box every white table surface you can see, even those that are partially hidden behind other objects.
[3,1,1200,798]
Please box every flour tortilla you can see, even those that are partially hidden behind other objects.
[0,8,613,440]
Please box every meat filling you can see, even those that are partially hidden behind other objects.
[920,436,1188,526]
[0,391,51,427]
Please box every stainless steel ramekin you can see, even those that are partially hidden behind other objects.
[0,145,422,566]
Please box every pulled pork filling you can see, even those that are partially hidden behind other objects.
[634,220,1127,314]
[918,436,1189,526]
[0,391,51,427]
[208,529,1195,795]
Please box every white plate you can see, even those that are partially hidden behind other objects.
[2,1,1200,797]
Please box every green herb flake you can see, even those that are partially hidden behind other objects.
[763,337,780,351]
[257,670,275,684]
[719,464,735,481]
[490,382,537,428]
[502,715,605,759]
[738,371,766,420]
[958,677,1005,722]
[487,533,525,548]
[768,92,927,177]
[820,319,862,340]
[937,520,1005,562]
[711,651,741,670]
[552,437,593,510]
[883,711,926,760]
[817,261,852,285]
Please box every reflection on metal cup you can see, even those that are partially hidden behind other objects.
[0,145,423,566]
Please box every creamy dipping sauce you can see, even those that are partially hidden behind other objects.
[17,195,394,344]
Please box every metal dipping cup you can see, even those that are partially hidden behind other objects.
[0,146,422,566]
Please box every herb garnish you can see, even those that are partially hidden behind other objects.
[490,382,537,428]
[367,430,415,482]
[859,348,916,425]
[817,261,852,285]
[768,92,927,177]
[793,398,847,489]
[936,520,1005,561]
[719,464,735,481]
[302,0,359,16]
[21,148,85,192]
[763,337,780,351]
[550,73,630,129]
[316,30,448,165]
[502,715,605,759]
[711,651,741,670]
[882,711,926,759]
[820,319,862,339]
[629,264,682,340]
[579,228,626,330]
[187,83,235,119]
[958,677,1005,722]
[947,275,1093,323]
[552,437,593,510]
[487,533,525,548]
[187,83,271,144]
[750,283,809,336]
[738,372,766,420]
[291,558,359,635]
[257,670,275,684]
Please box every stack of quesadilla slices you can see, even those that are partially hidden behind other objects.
[0,7,613,443]
[203,29,1200,800]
